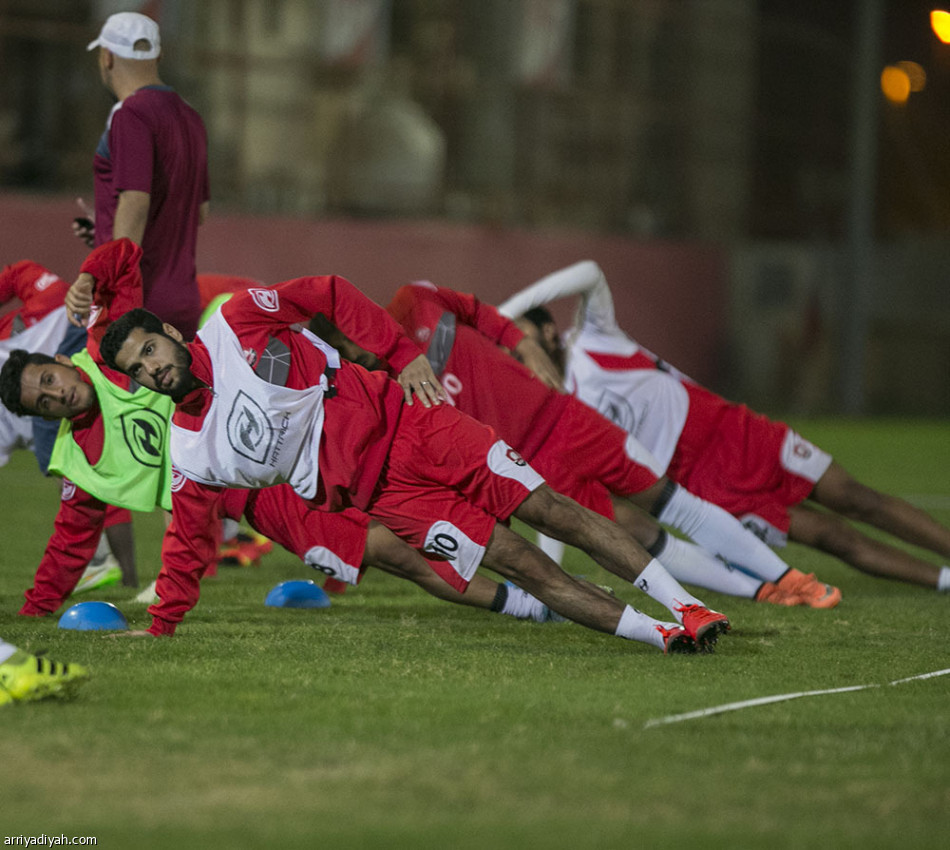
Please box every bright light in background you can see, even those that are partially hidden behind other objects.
[881,65,911,103]
[931,9,950,43]
[896,60,927,91]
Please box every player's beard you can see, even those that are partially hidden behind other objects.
[163,339,196,401]
[539,333,566,379]
[550,341,566,377]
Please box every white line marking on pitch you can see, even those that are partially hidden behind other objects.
[643,668,950,729]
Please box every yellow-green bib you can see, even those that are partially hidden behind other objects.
[48,349,174,511]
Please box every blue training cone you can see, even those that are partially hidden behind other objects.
[58,601,129,631]
[265,580,332,609]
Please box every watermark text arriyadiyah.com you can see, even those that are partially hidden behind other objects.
[4,837,97,847]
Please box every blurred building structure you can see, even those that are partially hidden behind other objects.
[1,0,949,414]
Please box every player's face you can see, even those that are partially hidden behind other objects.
[516,318,565,372]
[20,358,96,419]
[537,321,562,361]
[113,326,196,400]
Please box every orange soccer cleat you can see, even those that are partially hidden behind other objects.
[675,604,731,652]
[776,568,842,609]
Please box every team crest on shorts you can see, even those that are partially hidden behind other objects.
[61,478,76,501]
[506,447,527,466]
[249,288,280,313]
[486,440,545,490]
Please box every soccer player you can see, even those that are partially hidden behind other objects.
[0,639,89,706]
[97,245,732,653]
[500,260,950,596]
[383,280,808,606]
[0,241,168,614]
[1,257,133,592]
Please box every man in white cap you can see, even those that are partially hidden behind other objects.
[77,11,209,342]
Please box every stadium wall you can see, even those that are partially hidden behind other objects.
[0,192,727,386]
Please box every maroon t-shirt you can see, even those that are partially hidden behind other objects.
[93,85,209,339]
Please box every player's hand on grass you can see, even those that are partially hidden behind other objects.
[515,336,562,391]
[397,355,446,407]
[66,273,95,327]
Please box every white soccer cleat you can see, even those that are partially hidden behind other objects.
[71,555,122,595]
[132,580,159,605]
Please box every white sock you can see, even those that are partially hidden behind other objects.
[536,533,565,566]
[499,585,549,622]
[658,534,761,599]
[635,558,705,622]
[614,604,678,649]
[0,640,18,663]
[938,566,950,592]
[658,485,790,582]
[222,518,240,541]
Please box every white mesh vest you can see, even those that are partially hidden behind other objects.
[0,306,70,360]
[170,312,338,499]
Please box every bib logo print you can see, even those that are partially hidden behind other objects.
[121,409,167,468]
[227,391,273,464]
[249,288,280,313]
[597,388,636,433]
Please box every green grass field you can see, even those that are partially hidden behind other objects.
[2,419,949,849]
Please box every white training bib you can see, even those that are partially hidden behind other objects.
[0,305,70,361]
[0,307,70,466]
[170,312,328,499]
[566,331,689,477]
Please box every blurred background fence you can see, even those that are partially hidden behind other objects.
[2,0,949,414]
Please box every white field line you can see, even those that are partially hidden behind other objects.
[643,668,950,729]
[888,667,950,686]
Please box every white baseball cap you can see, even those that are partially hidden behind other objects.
[87,12,161,60]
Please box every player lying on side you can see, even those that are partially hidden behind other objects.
[1,256,140,592]
[500,260,950,595]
